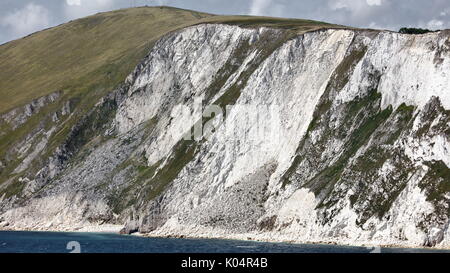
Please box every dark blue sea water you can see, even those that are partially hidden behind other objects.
[0,231,448,253]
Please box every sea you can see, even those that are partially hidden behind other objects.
[0,231,448,253]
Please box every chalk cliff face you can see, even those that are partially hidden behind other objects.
[1,22,450,248]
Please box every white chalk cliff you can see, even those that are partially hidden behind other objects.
[1,23,450,248]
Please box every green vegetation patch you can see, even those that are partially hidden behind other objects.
[419,161,450,209]
[282,44,369,187]
[309,91,393,199]
[399,28,438,35]
[417,160,450,231]
[2,178,25,199]
[340,103,416,225]
[415,97,450,138]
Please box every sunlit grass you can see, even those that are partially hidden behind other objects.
[0,6,342,114]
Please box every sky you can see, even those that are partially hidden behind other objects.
[1,0,450,44]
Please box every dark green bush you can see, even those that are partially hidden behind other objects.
[399,27,438,34]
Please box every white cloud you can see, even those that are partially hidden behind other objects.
[67,0,82,6]
[330,0,382,10]
[64,0,115,19]
[439,9,450,17]
[249,0,273,16]
[1,3,50,38]
[329,0,363,10]
[249,0,284,17]
[366,0,382,6]
[427,19,444,29]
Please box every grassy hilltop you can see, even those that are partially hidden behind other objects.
[0,6,338,114]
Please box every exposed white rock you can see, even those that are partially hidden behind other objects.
[338,32,450,110]
[1,91,61,129]
[130,27,449,247]
[13,127,56,174]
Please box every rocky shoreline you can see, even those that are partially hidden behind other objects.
[0,224,123,234]
[2,223,449,251]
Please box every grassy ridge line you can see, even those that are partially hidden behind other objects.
[0,6,344,114]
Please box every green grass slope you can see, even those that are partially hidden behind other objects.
[0,6,213,114]
[0,6,343,114]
